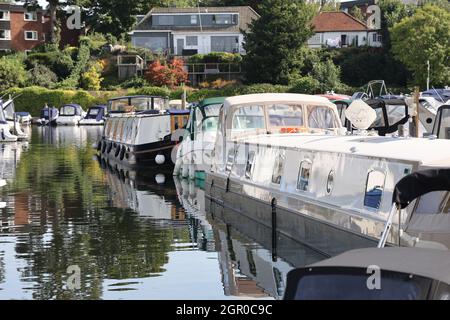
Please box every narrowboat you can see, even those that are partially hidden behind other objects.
[205,93,450,257]
[0,97,28,140]
[36,105,59,126]
[98,95,190,167]
[79,105,107,125]
[174,97,225,180]
[55,104,86,126]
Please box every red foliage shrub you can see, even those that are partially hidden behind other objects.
[145,58,188,88]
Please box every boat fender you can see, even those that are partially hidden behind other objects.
[119,146,126,161]
[1,129,4,141]
[155,174,166,185]
[155,154,165,165]
[106,142,112,154]
[101,140,107,153]
[115,145,121,158]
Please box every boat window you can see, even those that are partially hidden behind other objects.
[372,107,385,127]
[232,105,265,132]
[297,160,312,191]
[334,102,348,124]
[326,170,334,195]
[307,106,338,129]
[435,108,450,139]
[245,151,255,179]
[60,105,76,116]
[271,153,285,185]
[226,148,236,172]
[364,170,386,210]
[88,108,100,116]
[293,272,431,300]
[386,104,406,125]
[268,104,303,130]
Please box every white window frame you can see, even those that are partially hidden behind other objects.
[190,15,198,25]
[24,30,38,41]
[24,11,38,21]
[186,35,198,47]
[0,10,10,21]
[0,29,11,40]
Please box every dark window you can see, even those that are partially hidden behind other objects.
[297,161,312,191]
[186,36,198,46]
[272,153,285,185]
[245,151,255,179]
[364,170,385,210]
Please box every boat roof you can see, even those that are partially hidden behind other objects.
[199,97,226,107]
[224,93,334,108]
[108,95,169,101]
[63,103,82,108]
[309,247,450,284]
[90,105,107,109]
[241,134,450,167]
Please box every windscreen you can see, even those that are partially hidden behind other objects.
[294,272,431,300]
[60,105,76,116]
[434,108,450,139]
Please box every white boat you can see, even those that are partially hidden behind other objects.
[0,102,18,142]
[78,105,107,125]
[205,93,450,257]
[16,112,32,125]
[174,97,225,180]
[35,105,59,126]
[0,97,29,140]
[98,95,190,167]
[55,104,86,126]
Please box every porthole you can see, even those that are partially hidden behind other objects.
[326,170,334,195]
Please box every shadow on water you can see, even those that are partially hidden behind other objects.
[0,126,328,300]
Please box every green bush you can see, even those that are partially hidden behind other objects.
[26,63,58,88]
[239,83,289,94]
[59,41,91,88]
[120,76,149,89]
[188,52,242,64]
[26,51,74,80]
[289,76,320,94]
[0,55,28,91]
[133,86,171,97]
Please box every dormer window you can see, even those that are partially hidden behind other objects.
[24,11,37,21]
[190,15,198,25]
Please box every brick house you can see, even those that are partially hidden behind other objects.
[0,3,80,53]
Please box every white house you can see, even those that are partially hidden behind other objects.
[129,6,259,56]
[308,11,382,48]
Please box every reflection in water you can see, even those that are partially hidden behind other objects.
[0,127,327,300]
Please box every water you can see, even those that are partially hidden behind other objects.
[0,126,326,300]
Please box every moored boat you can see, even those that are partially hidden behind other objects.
[98,95,190,167]
[35,104,59,126]
[55,104,86,126]
[78,105,107,125]
[205,93,450,257]
[0,97,29,140]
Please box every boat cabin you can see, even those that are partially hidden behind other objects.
[284,247,450,300]
[186,97,225,140]
[85,105,106,119]
[59,104,84,117]
[107,95,169,115]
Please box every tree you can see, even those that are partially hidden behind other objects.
[242,0,315,84]
[349,6,365,22]
[378,0,415,49]
[26,63,59,88]
[390,4,450,88]
[0,55,28,91]
[145,58,188,88]
[311,59,342,92]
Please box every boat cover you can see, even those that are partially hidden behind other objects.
[393,169,450,209]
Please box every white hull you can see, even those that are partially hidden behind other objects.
[56,116,82,126]
[0,123,18,142]
[79,118,105,126]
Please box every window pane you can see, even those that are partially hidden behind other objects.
[386,104,406,125]
[297,161,312,191]
[364,171,385,209]
[158,15,174,25]
[61,106,75,116]
[245,151,255,179]
[211,36,239,53]
[272,154,285,185]
[186,36,198,46]
[437,109,450,139]
[307,106,337,129]
[232,105,265,132]
[372,107,385,127]
[214,14,232,24]
[268,104,303,128]
[191,15,198,24]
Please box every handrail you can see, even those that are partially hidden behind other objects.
[378,204,399,248]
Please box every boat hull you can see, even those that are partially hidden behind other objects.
[205,174,380,258]
[79,119,104,126]
[56,116,82,126]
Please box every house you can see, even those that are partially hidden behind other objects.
[0,3,81,53]
[308,11,382,48]
[129,6,259,55]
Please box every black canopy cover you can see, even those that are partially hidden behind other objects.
[393,169,450,209]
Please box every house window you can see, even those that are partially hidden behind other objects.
[186,36,198,46]
[0,30,11,40]
[364,170,386,210]
[24,12,37,21]
[297,160,312,191]
[190,15,198,24]
[211,36,239,53]
[24,31,38,41]
[377,34,382,42]
[271,153,285,185]
[213,14,233,24]
[0,10,10,21]
[245,151,255,179]
[158,15,174,26]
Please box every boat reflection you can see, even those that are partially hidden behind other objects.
[174,178,328,300]
[35,126,103,147]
